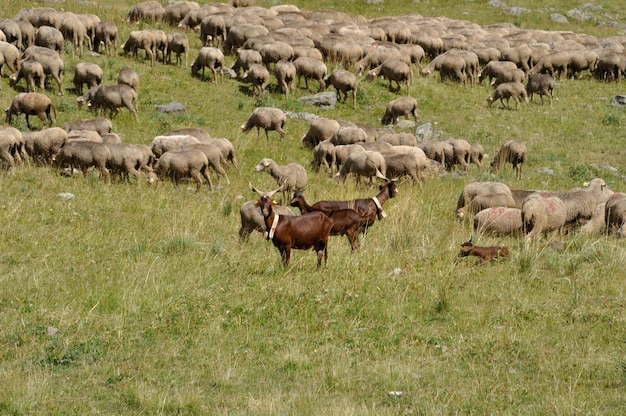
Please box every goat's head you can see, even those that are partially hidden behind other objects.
[250,182,281,216]
[458,235,474,257]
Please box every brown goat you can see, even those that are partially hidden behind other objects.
[457,236,509,263]
[251,184,332,269]
[289,193,367,251]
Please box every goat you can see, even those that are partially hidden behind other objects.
[289,193,367,251]
[250,183,332,269]
[457,236,509,263]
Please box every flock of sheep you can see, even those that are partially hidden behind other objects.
[0,0,625,266]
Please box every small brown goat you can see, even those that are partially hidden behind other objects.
[457,236,509,263]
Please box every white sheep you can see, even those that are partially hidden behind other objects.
[473,207,523,236]
[241,107,286,140]
[521,193,567,245]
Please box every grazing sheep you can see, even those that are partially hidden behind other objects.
[63,117,112,135]
[334,144,366,171]
[34,25,64,53]
[491,140,526,179]
[117,67,139,93]
[154,149,213,192]
[126,1,165,24]
[123,30,157,66]
[231,49,263,78]
[150,134,201,158]
[580,202,608,236]
[166,32,189,66]
[180,143,230,186]
[456,181,516,220]
[521,193,568,245]
[478,60,518,85]
[199,14,227,47]
[191,46,224,83]
[336,150,387,185]
[0,129,19,170]
[239,200,295,242]
[94,21,118,56]
[244,63,270,96]
[293,56,327,92]
[105,142,154,182]
[367,58,412,93]
[241,107,286,140]
[469,143,484,169]
[487,81,529,110]
[312,140,336,172]
[473,207,523,235]
[301,117,341,149]
[526,73,555,105]
[416,140,446,166]
[325,68,357,109]
[77,84,138,121]
[381,96,418,125]
[259,41,294,67]
[22,127,68,164]
[9,60,45,93]
[60,15,90,57]
[274,60,296,99]
[254,157,308,204]
[72,63,103,94]
[548,178,614,225]
[492,68,525,87]
[162,127,210,142]
[101,133,122,144]
[55,140,111,181]
[605,193,626,237]
[329,126,369,146]
[442,138,471,171]
[382,148,430,184]
[5,92,57,129]
[67,129,103,143]
[377,132,417,147]
[0,19,22,50]
[21,46,64,96]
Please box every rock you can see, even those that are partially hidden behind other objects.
[57,192,75,200]
[396,119,417,130]
[610,95,626,107]
[223,68,237,79]
[503,6,530,16]
[155,101,186,113]
[297,92,337,109]
[487,0,507,8]
[566,9,595,22]
[415,122,434,142]
[46,326,58,336]
[550,13,569,23]
[284,111,320,123]
[536,167,555,176]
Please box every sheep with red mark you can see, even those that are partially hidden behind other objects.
[250,183,332,269]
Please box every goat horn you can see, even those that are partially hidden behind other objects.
[267,186,282,199]
[466,235,473,244]
[249,182,264,196]
[375,169,388,181]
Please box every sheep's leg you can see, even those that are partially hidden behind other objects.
[201,165,213,192]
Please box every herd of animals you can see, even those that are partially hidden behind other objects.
[0,0,625,268]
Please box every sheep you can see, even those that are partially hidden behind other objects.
[580,202,608,236]
[15,19,35,50]
[526,73,555,105]
[94,21,118,56]
[5,92,57,129]
[191,46,224,83]
[0,41,20,73]
[231,49,262,78]
[164,1,199,26]
[150,134,201,158]
[456,181,517,220]
[469,143,484,169]
[312,140,336,172]
[329,126,370,146]
[21,46,64,96]
[367,58,412,93]
[416,140,446,166]
[239,200,295,242]
[199,14,226,47]
[241,107,286,140]
[126,1,165,24]
[67,129,103,143]
[473,207,523,236]
[487,81,529,110]
[301,117,341,149]
[0,129,19,170]
[334,143,366,171]
[166,32,189,66]
[34,25,64,52]
[259,41,294,67]
[22,127,68,164]
[105,142,154,182]
[123,30,157,65]
[442,138,471,171]
[72,62,103,94]
[180,143,230,186]
[605,193,626,237]
[478,60,518,84]
[491,140,526,179]
[274,60,296,99]
[548,178,614,225]
[492,67,525,87]
[55,140,111,181]
[325,68,358,109]
[9,60,45,93]
[382,148,430,184]
[336,150,387,185]
[101,133,122,144]
[59,15,89,57]
[117,67,139,93]
[63,117,112,136]
[200,138,239,171]
[223,24,269,55]
[377,132,417,147]
[293,56,327,92]
[162,127,210,142]
[154,149,213,192]
[254,157,307,204]
[77,84,138,121]
[521,193,568,245]
[381,96,418,125]
[0,19,22,49]
[244,63,270,96]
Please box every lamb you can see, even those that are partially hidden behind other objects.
[63,117,112,135]
[166,32,189,66]
[254,157,308,204]
[526,73,555,105]
[491,140,527,179]
[238,200,295,242]
[244,63,270,96]
[381,96,418,125]
[336,150,387,185]
[5,92,57,129]
[521,193,568,245]
[55,140,111,181]
[22,127,68,164]
[487,81,529,110]
[77,84,138,121]
[456,181,517,220]
[293,56,327,92]
[9,60,45,93]
[72,62,103,94]
[117,67,139,93]
[605,193,626,237]
[274,60,296,99]
[325,68,358,109]
[150,134,201,158]
[191,46,224,83]
[154,149,213,192]
[457,236,510,264]
[367,58,413,93]
[473,207,523,236]
[241,107,286,140]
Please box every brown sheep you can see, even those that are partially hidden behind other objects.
[487,81,529,110]
[5,92,57,129]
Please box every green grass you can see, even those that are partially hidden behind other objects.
[0,0,625,414]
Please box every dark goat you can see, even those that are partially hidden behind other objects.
[289,194,367,251]
[251,184,332,269]
[293,180,398,233]
[457,236,509,263]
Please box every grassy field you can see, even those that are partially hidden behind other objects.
[0,0,625,414]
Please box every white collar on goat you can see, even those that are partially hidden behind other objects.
[268,214,279,239]
[372,196,387,219]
